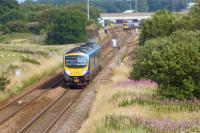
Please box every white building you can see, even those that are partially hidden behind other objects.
[100,13,154,24]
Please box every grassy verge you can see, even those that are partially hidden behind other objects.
[0,33,32,44]
[0,33,75,101]
[0,62,62,101]
[79,36,200,133]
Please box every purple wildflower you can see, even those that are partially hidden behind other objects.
[114,80,158,89]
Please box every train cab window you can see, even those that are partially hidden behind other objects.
[65,56,87,68]
[77,56,87,66]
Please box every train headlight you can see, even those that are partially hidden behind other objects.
[82,70,88,75]
[65,70,71,75]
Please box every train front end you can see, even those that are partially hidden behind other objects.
[63,53,89,85]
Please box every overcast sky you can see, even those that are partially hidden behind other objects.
[17,0,37,3]
[17,0,26,3]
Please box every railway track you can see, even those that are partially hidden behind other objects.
[17,48,115,133]
[14,46,115,133]
[0,73,64,125]
[0,28,129,132]
[18,89,83,133]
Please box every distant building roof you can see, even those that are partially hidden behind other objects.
[101,13,154,17]
[123,10,136,13]
[187,2,196,9]
[100,13,154,20]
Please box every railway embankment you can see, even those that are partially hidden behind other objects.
[0,28,130,133]
[0,27,110,103]
[79,32,200,133]
[46,30,137,133]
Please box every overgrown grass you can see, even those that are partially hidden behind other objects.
[21,56,40,65]
[118,98,200,112]
[0,62,62,101]
[0,46,49,57]
[79,59,200,133]
[96,115,151,133]
[0,33,31,44]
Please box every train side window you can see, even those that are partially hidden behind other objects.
[98,53,100,62]
[97,53,99,63]
[93,54,96,65]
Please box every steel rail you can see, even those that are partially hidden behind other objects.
[43,90,84,133]
[0,73,62,112]
[17,89,69,133]
[0,76,64,125]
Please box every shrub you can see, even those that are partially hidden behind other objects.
[46,10,87,44]
[28,22,40,34]
[3,20,27,34]
[21,56,41,65]
[139,10,183,45]
[131,30,200,99]
[0,72,10,91]
[187,1,200,30]
[0,10,25,25]
[0,0,19,17]
[36,9,61,30]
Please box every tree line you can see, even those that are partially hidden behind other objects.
[24,0,191,12]
[131,1,200,100]
[0,0,100,44]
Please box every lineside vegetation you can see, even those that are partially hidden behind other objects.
[132,1,200,99]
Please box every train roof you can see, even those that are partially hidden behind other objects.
[65,42,101,56]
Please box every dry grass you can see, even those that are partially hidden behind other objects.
[79,63,155,133]
[0,35,75,101]
[79,36,200,133]
[79,63,200,133]
[8,56,61,88]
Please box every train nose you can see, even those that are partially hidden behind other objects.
[71,71,80,76]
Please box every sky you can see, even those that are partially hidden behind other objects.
[17,0,26,3]
[17,0,37,3]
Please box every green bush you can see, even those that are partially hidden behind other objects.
[187,1,200,30]
[36,9,61,30]
[0,0,19,17]
[0,10,25,25]
[131,30,200,99]
[3,20,28,34]
[46,10,87,44]
[0,73,10,91]
[139,10,183,45]
[28,22,40,34]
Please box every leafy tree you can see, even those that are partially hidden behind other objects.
[3,20,27,33]
[0,10,26,24]
[67,4,100,19]
[187,0,200,30]
[46,10,87,44]
[132,30,200,99]
[93,0,148,13]
[138,0,149,12]
[139,10,183,45]
[147,0,187,12]
[36,9,61,30]
[28,22,40,34]
[0,0,19,17]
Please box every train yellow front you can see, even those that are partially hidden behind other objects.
[63,42,102,85]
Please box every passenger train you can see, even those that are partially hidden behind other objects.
[123,19,141,31]
[63,42,102,85]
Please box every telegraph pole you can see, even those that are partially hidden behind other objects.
[172,0,175,12]
[135,0,138,12]
[130,0,132,10]
[87,0,90,20]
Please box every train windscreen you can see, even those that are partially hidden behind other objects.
[65,56,87,68]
